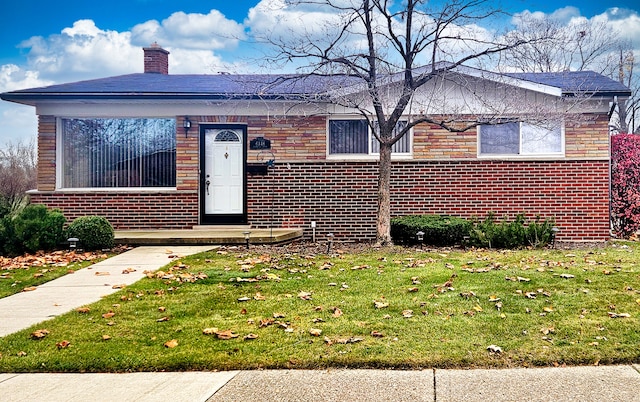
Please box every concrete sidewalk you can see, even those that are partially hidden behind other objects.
[1,246,639,401]
[1,366,639,401]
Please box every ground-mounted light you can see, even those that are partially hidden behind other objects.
[326,232,334,253]
[551,227,560,248]
[67,237,79,251]
[242,231,251,249]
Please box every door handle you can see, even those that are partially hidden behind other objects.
[205,180,210,195]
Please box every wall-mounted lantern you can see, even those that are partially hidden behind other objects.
[183,117,192,138]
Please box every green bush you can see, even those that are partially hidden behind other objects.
[65,216,114,250]
[0,204,66,255]
[469,213,555,249]
[391,215,471,246]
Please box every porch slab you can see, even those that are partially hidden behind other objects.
[114,228,303,246]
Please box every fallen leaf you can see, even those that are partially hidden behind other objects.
[102,335,111,341]
[254,292,266,301]
[112,284,126,289]
[608,312,631,318]
[487,344,502,353]
[298,291,313,300]
[374,300,389,309]
[216,330,239,340]
[158,306,166,312]
[156,316,170,322]
[309,328,322,336]
[164,339,178,348]
[202,327,219,335]
[94,272,110,276]
[543,306,554,313]
[56,340,71,349]
[407,287,419,292]
[237,297,251,302]
[371,331,384,338]
[23,286,37,292]
[76,307,91,314]
[31,329,50,339]
[273,312,286,318]
[332,307,343,318]
[102,311,115,319]
[559,273,575,279]
[402,309,414,318]
[244,333,259,340]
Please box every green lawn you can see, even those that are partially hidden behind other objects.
[0,243,638,372]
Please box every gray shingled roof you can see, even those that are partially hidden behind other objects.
[1,69,631,106]
[505,71,631,96]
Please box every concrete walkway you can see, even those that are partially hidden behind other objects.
[1,246,640,401]
[0,246,214,337]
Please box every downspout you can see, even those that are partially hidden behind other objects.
[608,97,617,238]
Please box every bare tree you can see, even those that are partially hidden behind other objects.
[256,0,569,245]
[503,15,619,73]
[503,14,638,133]
[0,139,37,216]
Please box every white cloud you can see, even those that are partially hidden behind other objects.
[131,10,245,50]
[0,64,52,92]
[19,20,140,82]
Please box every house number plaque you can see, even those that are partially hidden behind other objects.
[250,136,271,150]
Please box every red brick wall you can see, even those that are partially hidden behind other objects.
[247,160,610,241]
[30,191,198,229]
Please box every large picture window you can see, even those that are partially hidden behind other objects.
[59,118,176,188]
[329,119,410,156]
[479,121,563,156]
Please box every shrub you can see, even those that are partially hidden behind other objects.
[391,215,471,246]
[65,216,114,250]
[469,213,555,249]
[611,134,640,238]
[0,204,66,255]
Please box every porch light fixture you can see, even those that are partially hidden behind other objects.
[183,116,191,137]
[242,231,251,249]
[326,233,334,254]
[67,237,79,251]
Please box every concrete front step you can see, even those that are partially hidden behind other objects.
[114,228,303,246]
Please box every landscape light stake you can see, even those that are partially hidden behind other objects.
[326,233,334,253]
[67,237,79,251]
[551,227,560,249]
[243,231,251,249]
[416,231,424,249]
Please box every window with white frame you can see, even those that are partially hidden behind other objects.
[329,119,410,155]
[59,118,176,188]
[478,121,563,156]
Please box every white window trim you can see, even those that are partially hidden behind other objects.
[55,117,178,191]
[477,121,565,159]
[326,116,413,160]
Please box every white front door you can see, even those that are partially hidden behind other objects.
[202,128,245,221]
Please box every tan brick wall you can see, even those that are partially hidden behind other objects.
[37,115,56,191]
[565,114,610,159]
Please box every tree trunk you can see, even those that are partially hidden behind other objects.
[376,142,393,245]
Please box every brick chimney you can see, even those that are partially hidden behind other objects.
[143,43,169,74]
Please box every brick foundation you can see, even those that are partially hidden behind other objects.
[29,160,609,242]
[30,191,198,229]
[247,159,610,242]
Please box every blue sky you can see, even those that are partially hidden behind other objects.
[1,0,639,145]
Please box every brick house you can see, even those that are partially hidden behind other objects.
[1,45,631,242]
